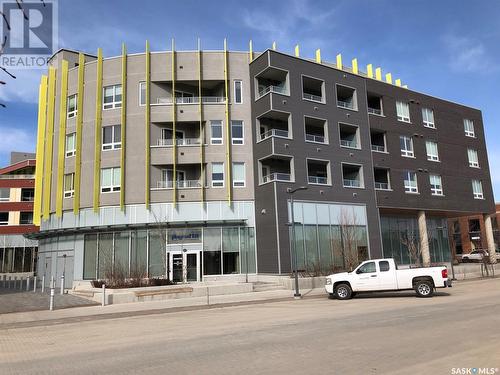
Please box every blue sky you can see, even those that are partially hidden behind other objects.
[1,0,499,198]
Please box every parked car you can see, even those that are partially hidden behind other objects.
[325,258,451,300]
[461,250,487,262]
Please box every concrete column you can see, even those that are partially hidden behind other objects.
[418,211,431,267]
[483,214,497,264]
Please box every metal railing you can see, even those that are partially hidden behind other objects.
[260,129,289,141]
[337,100,355,109]
[340,139,357,148]
[371,144,385,152]
[156,138,201,147]
[305,134,325,143]
[0,174,35,179]
[375,182,389,190]
[368,107,382,115]
[155,96,225,105]
[258,85,287,98]
[156,180,202,189]
[343,179,361,188]
[262,173,291,183]
[303,92,323,102]
[308,176,328,184]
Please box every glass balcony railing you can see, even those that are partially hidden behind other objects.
[156,180,202,189]
[375,182,390,190]
[340,139,357,148]
[156,138,201,147]
[258,85,287,98]
[343,179,361,188]
[368,107,382,115]
[302,93,323,102]
[337,100,354,109]
[305,134,325,143]
[155,96,225,105]
[259,129,289,141]
[308,176,328,184]
[371,144,385,152]
[262,173,291,183]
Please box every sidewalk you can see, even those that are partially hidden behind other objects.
[0,287,326,328]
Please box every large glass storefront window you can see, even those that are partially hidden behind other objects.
[222,228,239,274]
[130,230,147,278]
[240,227,256,274]
[149,229,165,277]
[98,233,113,279]
[203,228,221,275]
[114,232,129,277]
[83,234,97,279]
[0,246,36,273]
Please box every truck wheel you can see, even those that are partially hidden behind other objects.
[414,280,434,298]
[335,283,352,300]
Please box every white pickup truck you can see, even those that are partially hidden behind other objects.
[325,258,451,299]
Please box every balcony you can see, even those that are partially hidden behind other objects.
[262,173,291,183]
[302,76,325,103]
[367,93,383,116]
[370,130,386,153]
[150,80,226,106]
[255,67,289,99]
[152,164,203,190]
[156,180,203,189]
[156,138,201,147]
[305,116,327,144]
[307,159,330,185]
[259,156,293,185]
[257,111,291,142]
[339,123,360,149]
[374,168,391,190]
[342,164,363,188]
[336,85,358,111]
[152,122,202,149]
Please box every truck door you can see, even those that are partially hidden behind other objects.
[352,261,378,291]
[377,260,396,290]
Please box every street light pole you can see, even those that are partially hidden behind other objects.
[288,186,308,299]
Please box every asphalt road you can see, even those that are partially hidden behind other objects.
[1,278,499,375]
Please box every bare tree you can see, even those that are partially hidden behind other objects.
[400,229,422,267]
[337,208,361,272]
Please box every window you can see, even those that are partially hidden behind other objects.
[302,76,324,103]
[404,171,418,193]
[103,84,122,110]
[425,141,439,161]
[357,262,376,274]
[396,101,410,122]
[234,80,242,104]
[336,85,358,110]
[308,159,330,185]
[210,120,223,145]
[0,188,9,202]
[430,174,443,196]
[379,261,390,272]
[231,120,244,145]
[464,119,475,137]
[400,136,414,157]
[0,212,8,225]
[102,125,121,150]
[211,163,224,187]
[101,167,121,193]
[64,173,75,198]
[422,108,435,128]
[472,179,483,199]
[21,188,34,202]
[139,82,146,106]
[20,212,33,225]
[67,94,77,118]
[339,123,360,149]
[65,133,76,157]
[468,148,479,168]
[232,162,245,187]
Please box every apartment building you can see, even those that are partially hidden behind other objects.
[32,44,496,287]
[0,152,38,276]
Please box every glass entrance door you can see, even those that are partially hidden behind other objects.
[169,251,200,283]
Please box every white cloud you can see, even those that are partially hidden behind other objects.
[441,34,496,74]
[0,69,44,104]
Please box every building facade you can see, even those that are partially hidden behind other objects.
[33,45,496,287]
[0,152,38,276]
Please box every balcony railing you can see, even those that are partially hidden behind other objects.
[368,107,382,115]
[262,173,291,183]
[343,179,361,188]
[156,138,201,147]
[340,139,357,148]
[155,96,225,105]
[258,85,287,98]
[375,182,390,190]
[156,180,202,189]
[337,100,354,109]
[371,144,385,152]
[303,93,323,102]
[308,176,328,184]
[260,129,289,141]
[305,134,325,143]
[0,174,35,179]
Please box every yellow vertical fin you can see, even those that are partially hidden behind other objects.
[367,64,373,78]
[120,43,127,210]
[198,38,204,204]
[336,54,342,69]
[375,67,382,81]
[395,79,402,87]
[385,73,392,84]
[223,38,232,203]
[249,40,253,62]
[34,75,48,226]
[171,38,177,206]
[352,58,358,74]
[294,45,300,57]
[315,49,321,63]
[74,53,85,214]
[145,40,151,209]
[42,66,57,220]
[93,48,103,212]
[55,60,69,217]
[272,41,276,50]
